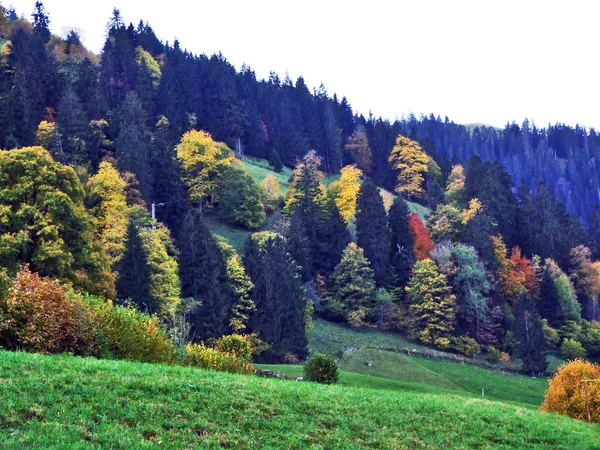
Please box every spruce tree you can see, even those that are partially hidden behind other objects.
[356,178,390,286]
[538,266,565,329]
[318,200,351,275]
[116,92,152,204]
[588,205,600,260]
[513,291,548,375]
[116,220,153,312]
[388,197,415,289]
[244,232,308,362]
[178,211,233,340]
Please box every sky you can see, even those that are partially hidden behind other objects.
[8,0,600,129]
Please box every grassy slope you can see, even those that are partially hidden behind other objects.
[309,319,550,407]
[1,351,598,449]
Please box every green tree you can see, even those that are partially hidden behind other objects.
[178,210,234,340]
[356,178,390,286]
[406,259,457,348]
[0,147,112,296]
[330,243,376,317]
[538,266,565,328]
[388,197,415,290]
[219,165,266,229]
[115,92,152,203]
[513,292,548,374]
[244,232,308,362]
[216,237,256,333]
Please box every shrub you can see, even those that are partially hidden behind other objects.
[92,299,174,364]
[540,359,600,423]
[580,321,600,357]
[452,335,481,357]
[303,353,339,384]
[184,343,253,374]
[0,268,78,354]
[561,339,587,361]
[485,347,501,364]
[215,334,252,361]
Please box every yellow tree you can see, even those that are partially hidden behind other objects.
[388,135,429,199]
[445,164,466,205]
[344,128,371,172]
[86,161,129,277]
[260,174,280,213]
[177,130,234,209]
[329,165,363,223]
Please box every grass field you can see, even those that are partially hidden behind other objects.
[241,157,293,193]
[1,350,598,449]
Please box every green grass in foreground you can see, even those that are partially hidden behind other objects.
[1,351,598,449]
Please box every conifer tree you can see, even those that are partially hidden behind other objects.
[318,199,351,275]
[538,266,565,329]
[244,232,308,362]
[356,178,390,286]
[331,243,376,315]
[116,219,153,311]
[116,92,152,203]
[406,259,457,348]
[178,211,234,340]
[513,292,548,374]
[388,197,415,289]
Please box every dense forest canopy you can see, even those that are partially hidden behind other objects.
[1,2,600,374]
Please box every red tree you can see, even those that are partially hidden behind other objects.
[408,213,433,261]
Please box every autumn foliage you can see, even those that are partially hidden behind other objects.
[492,236,538,304]
[184,334,254,374]
[541,359,600,423]
[409,213,433,260]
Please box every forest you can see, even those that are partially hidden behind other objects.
[1,1,600,378]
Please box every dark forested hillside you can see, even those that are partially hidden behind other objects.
[2,2,600,379]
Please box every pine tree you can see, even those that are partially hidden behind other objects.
[116,219,153,311]
[178,211,234,340]
[331,243,376,315]
[356,178,390,286]
[538,266,565,328]
[513,292,548,375]
[406,259,457,348]
[318,199,351,275]
[388,197,415,289]
[244,232,308,362]
[588,205,600,260]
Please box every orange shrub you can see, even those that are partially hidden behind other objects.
[215,334,252,361]
[540,359,600,423]
[0,268,78,354]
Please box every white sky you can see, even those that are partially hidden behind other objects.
[8,0,600,129]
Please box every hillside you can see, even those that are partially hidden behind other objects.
[1,350,598,449]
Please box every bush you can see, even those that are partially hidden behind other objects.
[452,335,481,357]
[184,343,253,374]
[92,299,174,364]
[0,268,80,354]
[561,339,587,361]
[215,334,252,361]
[580,321,600,357]
[485,347,501,364]
[540,359,600,423]
[303,353,339,384]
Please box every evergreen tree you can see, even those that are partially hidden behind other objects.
[244,232,308,362]
[356,178,390,286]
[388,197,415,289]
[115,92,152,203]
[318,199,351,275]
[588,205,600,260]
[116,219,152,311]
[178,211,234,340]
[330,243,376,315]
[538,266,565,329]
[513,292,548,375]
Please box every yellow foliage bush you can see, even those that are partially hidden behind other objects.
[540,359,600,423]
[184,342,253,375]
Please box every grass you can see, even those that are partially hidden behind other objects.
[1,350,598,449]
[241,157,293,193]
[308,319,551,407]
